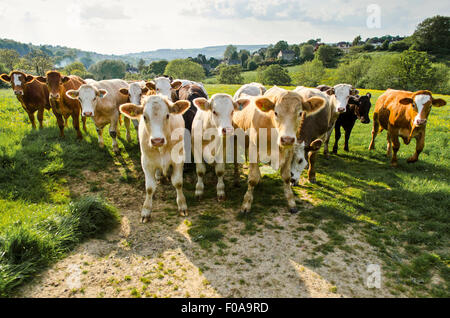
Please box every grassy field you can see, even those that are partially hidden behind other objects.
[0,85,449,297]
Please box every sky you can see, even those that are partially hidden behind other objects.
[0,0,448,55]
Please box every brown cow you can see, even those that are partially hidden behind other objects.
[0,71,51,129]
[36,71,86,139]
[369,89,446,166]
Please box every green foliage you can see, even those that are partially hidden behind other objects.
[292,59,325,87]
[218,65,243,84]
[0,49,20,71]
[398,49,437,91]
[88,59,126,80]
[300,44,314,62]
[62,62,92,78]
[411,15,450,55]
[246,60,257,71]
[164,59,205,81]
[333,55,372,87]
[315,45,342,68]
[223,45,237,60]
[143,60,168,77]
[257,64,291,86]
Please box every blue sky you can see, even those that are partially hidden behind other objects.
[0,0,448,54]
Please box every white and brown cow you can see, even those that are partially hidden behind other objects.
[145,77,183,102]
[119,95,191,222]
[191,94,250,201]
[66,79,131,152]
[233,82,267,101]
[119,81,151,135]
[233,86,326,214]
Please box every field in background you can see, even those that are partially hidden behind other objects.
[0,86,449,297]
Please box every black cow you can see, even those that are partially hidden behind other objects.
[333,93,372,153]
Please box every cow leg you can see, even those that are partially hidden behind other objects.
[333,124,341,154]
[215,163,226,201]
[141,159,156,223]
[96,126,105,148]
[280,152,297,214]
[195,162,206,199]
[386,131,392,157]
[64,116,69,128]
[109,116,120,153]
[323,125,334,158]
[171,163,188,216]
[54,112,65,137]
[241,162,261,214]
[307,151,318,183]
[407,133,424,163]
[27,111,37,129]
[233,137,241,187]
[72,112,83,140]
[369,113,379,150]
[343,123,354,152]
[82,116,87,132]
[123,116,132,142]
[389,127,400,167]
[37,108,44,129]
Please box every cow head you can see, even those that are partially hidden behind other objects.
[326,84,359,113]
[349,93,372,124]
[290,139,322,186]
[255,91,326,148]
[66,84,108,117]
[119,82,149,105]
[399,90,446,127]
[145,77,182,101]
[36,71,70,107]
[193,94,250,137]
[119,95,190,148]
[0,71,34,96]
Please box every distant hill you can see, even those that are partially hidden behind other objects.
[0,38,267,66]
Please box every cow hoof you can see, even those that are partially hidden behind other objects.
[99,143,105,149]
[289,207,299,214]
[113,147,120,154]
[195,194,203,201]
[141,216,151,223]
[344,148,349,152]
[407,157,418,163]
[332,149,338,154]
[391,162,398,167]
[309,178,317,184]
[179,210,188,217]
[240,208,249,215]
[217,195,226,202]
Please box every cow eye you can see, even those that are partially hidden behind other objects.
[166,114,169,119]
[298,159,303,164]
[213,111,217,116]
[274,112,278,117]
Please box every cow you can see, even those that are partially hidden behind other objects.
[368,89,446,166]
[36,71,86,139]
[332,93,372,154]
[66,79,131,153]
[119,95,191,222]
[315,84,359,156]
[233,83,267,101]
[191,94,250,201]
[232,86,326,214]
[119,81,151,135]
[291,87,332,184]
[174,79,208,97]
[145,77,183,102]
[0,71,51,129]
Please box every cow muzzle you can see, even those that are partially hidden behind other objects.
[415,119,427,126]
[337,107,346,113]
[222,127,234,136]
[151,138,165,147]
[361,118,370,124]
[50,93,60,100]
[280,136,295,147]
[14,90,24,96]
[83,112,93,117]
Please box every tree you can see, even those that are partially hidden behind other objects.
[246,60,258,71]
[300,45,314,62]
[315,45,342,68]
[334,56,372,87]
[411,15,450,55]
[352,35,362,46]
[137,58,146,72]
[144,60,169,77]
[238,50,250,68]
[274,41,289,52]
[218,65,243,84]
[257,64,291,86]
[80,56,94,69]
[164,59,205,81]
[0,49,20,71]
[398,49,436,91]
[24,49,54,76]
[88,59,127,80]
[224,45,237,60]
[292,60,326,87]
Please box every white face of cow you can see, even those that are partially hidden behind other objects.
[66,85,107,117]
[290,142,308,185]
[413,94,431,126]
[141,96,171,147]
[128,83,144,105]
[331,84,357,113]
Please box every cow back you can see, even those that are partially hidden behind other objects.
[178,84,208,132]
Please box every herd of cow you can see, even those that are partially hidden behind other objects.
[0,70,447,222]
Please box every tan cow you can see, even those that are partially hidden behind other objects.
[369,89,446,166]
[232,86,326,214]
[119,95,191,222]
[66,79,131,152]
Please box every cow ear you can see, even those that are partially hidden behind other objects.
[119,88,129,96]
[431,98,446,107]
[234,98,251,111]
[254,97,275,112]
[326,88,335,96]
[120,103,144,119]
[309,139,323,151]
[193,97,210,111]
[171,80,182,90]
[141,86,149,94]
[66,90,79,99]
[350,88,359,96]
[61,76,70,83]
[24,75,34,83]
[303,96,326,115]
[399,98,413,105]
[36,76,46,83]
[97,89,108,98]
[0,74,11,83]
[146,81,156,90]
[169,100,190,115]
[366,92,372,99]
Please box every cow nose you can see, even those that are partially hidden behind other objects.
[415,119,427,125]
[338,107,346,113]
[14,90,23,96]
[280,136,295,146]
[151,138,165,147]
[50,93,60,99]
[222,127,234,135]
[83,112,93,117]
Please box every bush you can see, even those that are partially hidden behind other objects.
[292,60,325,87]
[333,55,372,87]
[88,59,127,80]
[164,59,205,81]
[218,65,243,84]
[257,64,291,86]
